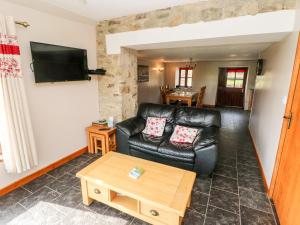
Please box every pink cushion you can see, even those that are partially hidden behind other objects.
[142,117,166,137]
[170,125,198,144]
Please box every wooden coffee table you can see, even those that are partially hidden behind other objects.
[76,152,196,225]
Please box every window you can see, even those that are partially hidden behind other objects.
[226,69,246,88]
[176,68,193,87]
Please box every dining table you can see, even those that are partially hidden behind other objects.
[165,90,198,107]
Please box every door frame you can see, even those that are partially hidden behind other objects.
[215,66,249,109]
[269,33,300,198]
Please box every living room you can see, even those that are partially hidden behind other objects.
[0,0,300,225]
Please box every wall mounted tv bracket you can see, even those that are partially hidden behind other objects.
[87,68,106,80]
[88,68,106,75]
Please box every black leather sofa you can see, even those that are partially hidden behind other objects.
[116,103,221,175]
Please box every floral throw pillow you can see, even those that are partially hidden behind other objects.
[142,117,167,137]
[170,125,198,144]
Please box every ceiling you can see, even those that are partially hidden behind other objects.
[7,0,203,23]
[137,43,273,62]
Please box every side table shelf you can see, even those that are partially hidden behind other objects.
[86,125,116,155]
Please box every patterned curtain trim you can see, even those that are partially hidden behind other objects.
[0,33,21,78]
[0,34,19,46]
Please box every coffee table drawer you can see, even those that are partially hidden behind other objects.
[140,202,178,225]
[87,182,108,202]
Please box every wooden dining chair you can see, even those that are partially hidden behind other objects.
[160,85,167,104]
[196,86,206,108]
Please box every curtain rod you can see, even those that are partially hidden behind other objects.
[15,21,30,28]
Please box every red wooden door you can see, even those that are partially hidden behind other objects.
[216,67,248,108]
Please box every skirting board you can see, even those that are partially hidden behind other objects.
[0,146,88,196]
[248,128,269,195]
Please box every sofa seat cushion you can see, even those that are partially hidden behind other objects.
[128,133,167,152]
[158,140,195,163]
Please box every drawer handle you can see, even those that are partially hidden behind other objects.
[150,209,159,217]
[94,188,101,194]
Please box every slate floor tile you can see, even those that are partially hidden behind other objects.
[209,188,239,214]
[240,206,276,225]
[22,174,56,193]
[205,205,240,225]
[190,191,209,214]
[67,154,90,166]
[183,209,205,225]
[0,187,32,211]
[131,218,151,225]
[47,163,74,178]
[0,203,27,224]
[52,187,82,215]
[238,174,265,193]
[19,186,60,209]
[218,156,237,167]
[212,175,238,194]
[68,161,90,175]
[237,151,256,160]
[193,177,212,194]
[239,188,272,213]
[57,172,80,189]
[47,179,72,194]
[214,164,237,179]
[77,201,108,215]
[237,164,261,179]
[82,152,102,159]
[237,156,259,168]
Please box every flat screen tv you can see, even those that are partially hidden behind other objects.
[30,42,89,83]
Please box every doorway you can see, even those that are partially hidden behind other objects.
[270,34,300,225]
[216,67,248,108]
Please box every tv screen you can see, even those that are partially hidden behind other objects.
[30,42,89,83]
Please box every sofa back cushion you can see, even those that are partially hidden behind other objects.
[175,107,221,128]
[137,103,176,134]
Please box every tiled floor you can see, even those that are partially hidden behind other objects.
[0,108,278,225]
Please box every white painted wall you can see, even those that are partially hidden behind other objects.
[249,32,298,186]
[296,0,300,31]
[0,1,98,188]
[137,59,165,105]
[165,60,257,109]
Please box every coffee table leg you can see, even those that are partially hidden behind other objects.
[187,194,191,207]
[81,179,93,205]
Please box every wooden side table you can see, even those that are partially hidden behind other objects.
[86,125,117,155]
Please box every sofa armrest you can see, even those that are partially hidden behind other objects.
[116,117,145,155]
[193,127,219,175]
[116,117,145,137]
[194,127,218,150]
[193,144,218,176]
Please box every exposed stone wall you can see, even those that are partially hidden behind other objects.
[96,0,296,121]
[120,48,138,119]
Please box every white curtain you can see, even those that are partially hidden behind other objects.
[0,15,38,173]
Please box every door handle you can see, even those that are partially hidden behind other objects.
[283,112,293,129]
